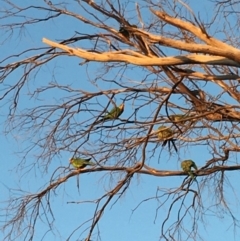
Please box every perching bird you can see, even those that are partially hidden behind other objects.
[70,157,94,169]
[170,114,187,123]
[181,160,198,179]
[169,114,196,126]
[119,26,130,40]
[157,126,173,139]
[95,103,124,125]
[119,25,138,40]
[157,126,178,153]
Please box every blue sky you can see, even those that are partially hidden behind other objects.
[1,1,240,241]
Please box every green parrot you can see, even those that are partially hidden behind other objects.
[169,114,196,126]
[181,160,198,179]
[157,126,178,153]
[70,157,94,169]
[169,114,187,122]
[95,103,124,125]
[119,25,138,40]
[157,126,173,139]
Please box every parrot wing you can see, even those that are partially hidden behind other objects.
[181,160,192,172]
[157,126,173,140]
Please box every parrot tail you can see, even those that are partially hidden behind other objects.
[171,139,178,153]
[88,161,95,166]
[94,118,105,125]
[162,139,178,153]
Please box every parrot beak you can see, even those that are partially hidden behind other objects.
[120,103,124,110]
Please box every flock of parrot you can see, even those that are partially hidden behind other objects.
[70,103,125,170]
[69,157,198,180]
[70,102,198,180]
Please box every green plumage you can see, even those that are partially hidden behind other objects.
[70,157,94,169]
[181,160,198,179]
[157,126,178,153]
[96,103,124,124]
[170,114,187,122]
[169,114,197,126]
[104,103,124,119]
[157,126,173,139]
